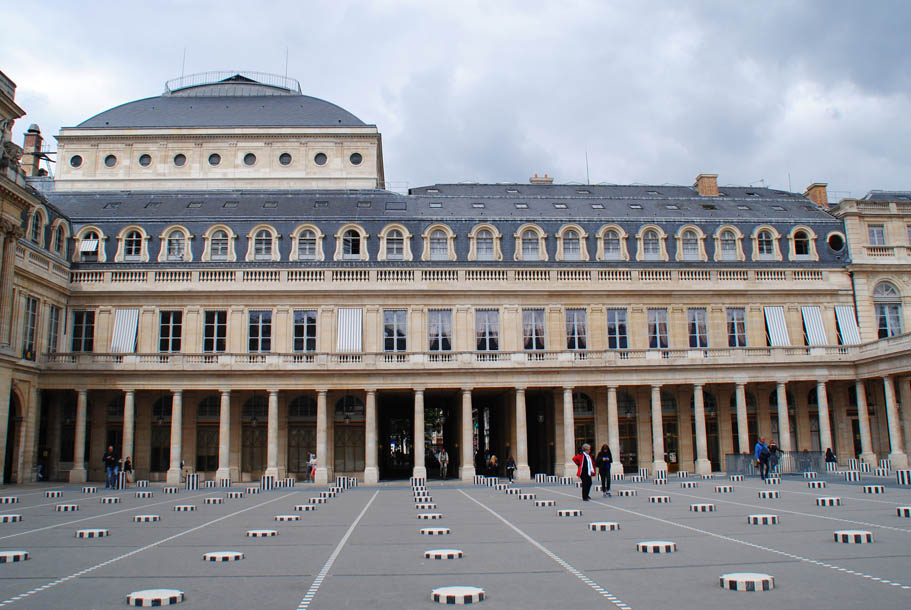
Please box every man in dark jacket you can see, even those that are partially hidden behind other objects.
[103,446,118,488]
[754,437,770,480]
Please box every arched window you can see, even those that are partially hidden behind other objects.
[643,229,660,260]
[572,392,594,417]
[335,395,365,421]
[288,396,317,419]
[682,230,699,260]
[757,230,774,259]
[30,211,42,244]
[254,229,272,260]
[386,229,404,260]
[563,230,581,261]
[476,229,494,261]
[166,230,185,261]
[211,230,229,261]
[720,230,737,260]
[80,230,99,262]
[242,395,268,421]
[521,229,540,261]
[429,229,448,261]
[794,230,810,256]
[298,229,317,260]
[343,229,361,259]
[54,225,66,255]
[874,282,903,338]
[124,230,143,260]
[604,230,621,260]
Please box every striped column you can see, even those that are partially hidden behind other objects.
[264,389,279,478]
[166,390,183,485]
[214,389,232,482]
[883,376,909,469]
[855,380,877,469]
[70,389,88,483]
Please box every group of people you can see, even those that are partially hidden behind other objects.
[573,443,613,501]
[753,437,782,479]
[102,445,132,489]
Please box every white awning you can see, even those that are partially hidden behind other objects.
[801,306,827,345]
[110,308,139,353]
[79,239,99,252]
[764,306,790,346]
[336,308,363,353]
[835,305,862,345]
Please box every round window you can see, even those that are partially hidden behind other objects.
[138,154,151,167]
[349,152,363,165]
[827,233,845,252]
[279,152,292,166]
[314,152,327,166]
[69,155,83,168]
[243,153,257,166]
[173,154,187,167]
[104,154,117,167]
[208,153,221,166]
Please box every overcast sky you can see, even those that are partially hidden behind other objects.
[4,1,909,198]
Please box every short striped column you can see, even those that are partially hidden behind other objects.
[848,458,859,471]
[135,491,153,499]
[126,589,184,607]
[863,485,885,494]
[612,473,624,481]
[133,515,160,523]
[764,477,780,485]
[185,474,199,490]
[56,504,78,512]
[45,490,62,498]
[843,471,861,482]
[617,489,637,497]
[803,471,817,479]
[874,467,890,477]
[714,485,734,494]
[758,490,780,499]
[117,472,127,489]
[546,475,558,483]
[347,477,359,488]
[747,514,778,525]
[82,486,97,494]
[282,477,296,488]
[649,495,671,503]
[816,496,841,506]
[676,471,689,478]
[517,493,536,500]
[336,476,349,489]
[690,503,714,512]
[729,474,743,482]
[653,478,667,485]
[637,540,676,553]
[204,497,223,505]
[879,458,891,472]
[0,515,22,523]
[833,530,873,544]
[136,480,149,488]
[557,509,582,517]
[218,478,231,488]
[424,549,463,560]
[494,483,509,491]
[246,529,277,538]
[680,481,698,489]
[638,468,649,478]
[0,551,28,563]
[559,476,573,485]
[162,486,179,494]
[700,474,714,480]
[859,462,871,473]
[76,528,109,539]
[204,480,217,488]
[226,491,244,499]
[825,462,838,473]
[589,522,620,531]
[245,487,260,495]
[174,505,195,512]
[411,476,427,487]
[431,586,483,604]
[473,475,484,485]
[896,507,911,518]
[626,475,643,483]
[294,503,316,512]
[417,513,443,520]
[720,573,773,592]
[896,470,911,486]
[420,527,451,536]
[808,481,826,489]
[100,496,120,504]
[261,475,276,491]
[534,499,555,507]
[203,551,243,562]
[534,473,546,483]
[654,470,667,480]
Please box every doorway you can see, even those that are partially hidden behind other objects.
[3,391,21,484]
[379,392,413,480]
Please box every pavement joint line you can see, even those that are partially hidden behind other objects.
[0,490,298,607]
[658,487,911,534]
[0,490,217,541]
[459,489,632,609]
[739,482,900,506]
[542,487,911,592]
[296,490,378,610]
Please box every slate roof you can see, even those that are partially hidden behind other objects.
[862,191,911,202]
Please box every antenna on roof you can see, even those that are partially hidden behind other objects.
[788,172,792,192]
[585,151,590,185]
[284,47,289,78]
[180,48,186,78]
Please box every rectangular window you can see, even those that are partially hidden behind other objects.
[293,310,317,352]
[688,308,708,348]
[727,308,747,347]
[159,311,183,353]
[203,310,227,353]
[800,306,827,345]
[337,308,363,352]
[834,305,861,345]
[72,310,95,352]
[476,310,499,351]
[868,224,886,245]
[428,309,452,352]
[763,306,790,346]
[477,234,495,260]
[876,303,903,338]
[22,296,39,360]
[565,308,587,350]
[606,309,628,349]
[47,305,61,353]
[647,308,668,349]
[248,310,272,353]
[383,310,407,352]
[522,309,546,351]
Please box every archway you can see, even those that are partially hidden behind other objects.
[4,389,22,484]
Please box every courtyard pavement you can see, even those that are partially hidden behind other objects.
[0,472,908,609]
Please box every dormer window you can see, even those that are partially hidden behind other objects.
[521,229,540,261]
[429,229,448,261]
[563,230,581,261]
[254,229,272,260]
[298,230,317,260]
[166,231,185,261]
[54,225,66,255]
[80,231,100,262]
[757,230,775,259]
[477,229,494,261]
[124,230,143,261]
[682,230,699,260]
[386,229,404,260]
[643,230,660,260]
[30,211,43,244]
[211,230,229,261]
[794,230,810,256]
[720,230,737,260]
[604,230,621,260]
[343,229,361,259]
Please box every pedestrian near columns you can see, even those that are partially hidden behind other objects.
[103,445,118,489]
[438,448,449,480]
[595,444,612,497]
[754,437,770,480]
[572,443,595,501]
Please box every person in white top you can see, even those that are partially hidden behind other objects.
[572,443,596,501]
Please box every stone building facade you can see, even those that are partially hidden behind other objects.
[1,71,909,485]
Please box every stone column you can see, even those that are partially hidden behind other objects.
[364,389,378,483]
[413,388,426,479]
[514,388,530,481]
[817,380,834,456]
[166,390,183,484]
[122,390,135,466]
[70,389,88,482]
[775,382,792,453]
[553,389,564,470]
[855,380,876,468]
[883,376,909,468]
[650,385,666,473]
[0,224,22,346]
[215,389,232,482]
[315,389,329,484]
[265,389,279,478]
[693,384,711,475]
[899,376,911,456]
[735,383,749,453]
[459,388,475,480]
[562,387,576,477]
[607,385,623,475]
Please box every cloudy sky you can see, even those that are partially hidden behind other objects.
[4,1,909,198]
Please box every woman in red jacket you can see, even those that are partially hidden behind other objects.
[572,443,595,501]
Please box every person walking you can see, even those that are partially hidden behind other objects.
[595,444,613,497]
[103,445,118,489]
[754,437,770,480]
[505,456,517,482]
[572,443,595,501]
[438,448,449,480]
[122,456,133,487]
[487,454,498,478]
[825,448,837,464]
[768,439,780,474]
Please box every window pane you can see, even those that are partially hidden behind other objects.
[727,308,746,347]
[476,310,499,351]
[648,309,668,349]
[204,310,227,353]
[293,310,317,352]
[522,309,545,351]
[383,310,407,352]
[477,230,495,260]
[428,310,452,352]
[607,309,628,349]
[566,309,586,350]
[688,308,708,348]
[248,311,272,353]
[159,311,183,353]
[522,231,539,261]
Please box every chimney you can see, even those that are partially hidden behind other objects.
[694,173,718,197]
[804,183,828,208]
[21,124,42,177]
[529,172,554,184]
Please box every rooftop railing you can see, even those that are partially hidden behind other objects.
[164,71,301,94]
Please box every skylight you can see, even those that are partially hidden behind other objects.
[429,201,442,208]
[357,201,372,208]
[187,201,202,209]
[514,202,528,209]
[263,201,277,208]
[223,201,238,208]
[591,203,604,209]
[553,203,567,209]
[629,203,642,209]
[665,204,679,210]
[472,202,485,209]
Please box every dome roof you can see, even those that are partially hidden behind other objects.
[75,73,367,129]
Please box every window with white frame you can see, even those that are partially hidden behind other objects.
[428,309,452,352]
[604,230,622,260]
[868,224,886,246]
[166,231,185,261]
[253,230,272,260]
[30,212,42,244]
[386,229,404,260]
[203,310,227,353]
[79,231,100,262]
[521,230,540,261]
[248,311,272,352]
[476,310,499,351]
[47,304,61,353]
[874,282,903,338]
[647,308,669,349]
[688,308,708,348]
[211,230,229,260]
[727,308,747,347]
[643,230,661,260]
[429,229,448,261]
[757,230,775,259]
[72,310,95,352]
[293,310,317,352]
[720,230,737,260]
[793,230,810,257]
[54,225,66,255]
[563,230,581,261]
[522,309,546,350]
[124,230,143,261]
[383,309,407,352]
[342,229,361,259]
[159,311,182,353]
[476,229,495,260]
[682,230,699,260]
[565,308,587,350]
[606,309,628,349]
[298,230,317,260]
[22,296,39,360]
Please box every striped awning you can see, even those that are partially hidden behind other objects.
[336,308,363,353]
[764,306,790,346]
[78,239,99,252]
[110,308,139,353]
[835,305,861,345]
[801,306,827,345]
